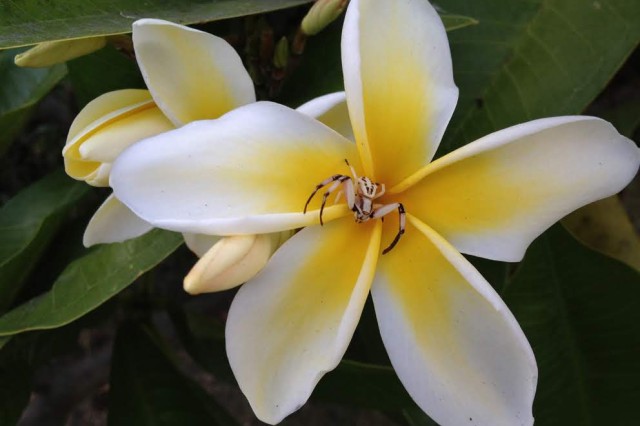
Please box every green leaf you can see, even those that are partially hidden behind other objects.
[0,48,66,155]
[108,321,237,426]
[67,44,145,107]
[0,229,182,336]
[437,0,640,154]
[0,0,313,49]
[503,225,640,425]
[0,336,9,350]
[0,170,89,312]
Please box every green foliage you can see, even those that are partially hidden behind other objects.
[0,230,182,336]
[0,171,88,312]
[0,48,66,155]
[437,0,640,154]
[504,225,640,425]
[0,0,313,49]
[109,322,237,425]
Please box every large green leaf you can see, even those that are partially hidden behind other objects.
[437,0,640,154]
[108,321,237,426]
[503,225,640,425]
[0,229,182,336]
[0,48,66,155]
[0,0,313,49]
[0,170,89,312]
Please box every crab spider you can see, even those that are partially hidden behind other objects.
[303,160,406,254]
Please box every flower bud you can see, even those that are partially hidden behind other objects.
[15,37,107,68]
[273,37,289,69]
[184,231,293,294]
[63,89,173,186]
[301,0,348,36]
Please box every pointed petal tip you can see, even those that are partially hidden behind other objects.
[132,19,255,125]
[82,195,154,247]
[374,217,537,426]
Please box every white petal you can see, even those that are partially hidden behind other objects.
[111,102,358,235]
[132,19,255,126]
[372,215,537,426]
[400,116,640,261]
[296,92,354,141]
[342,0,458,184]
[226,218,381,424]
[83,194,154,247]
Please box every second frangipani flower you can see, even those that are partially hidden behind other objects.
[111,0,640,425]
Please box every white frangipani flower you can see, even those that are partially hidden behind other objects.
[110,0,640,425]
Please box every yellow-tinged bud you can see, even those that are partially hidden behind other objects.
[63,89,173,187]
[14,37,107,68]
[301,0,348,36]
[184,231,293,295]
[273,37,289,69]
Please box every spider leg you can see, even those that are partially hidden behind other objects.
[343,178,356,211]
[319,176,350,225]
[303,174,347,214]
[372,203,406,254]
[334,190,343,204]
[345,159,359,181]
[373,183,386,200]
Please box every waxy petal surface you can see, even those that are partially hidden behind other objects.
[111,102,358,235]
[83,194,153,247]
[226,217,381,424]
[66,89,152,143]
[372,216,537,426]
[342,0,458,184]
[297,92,354,141]
[401,117,640,261]
[133,19,255,126]
[63,89,173,185]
